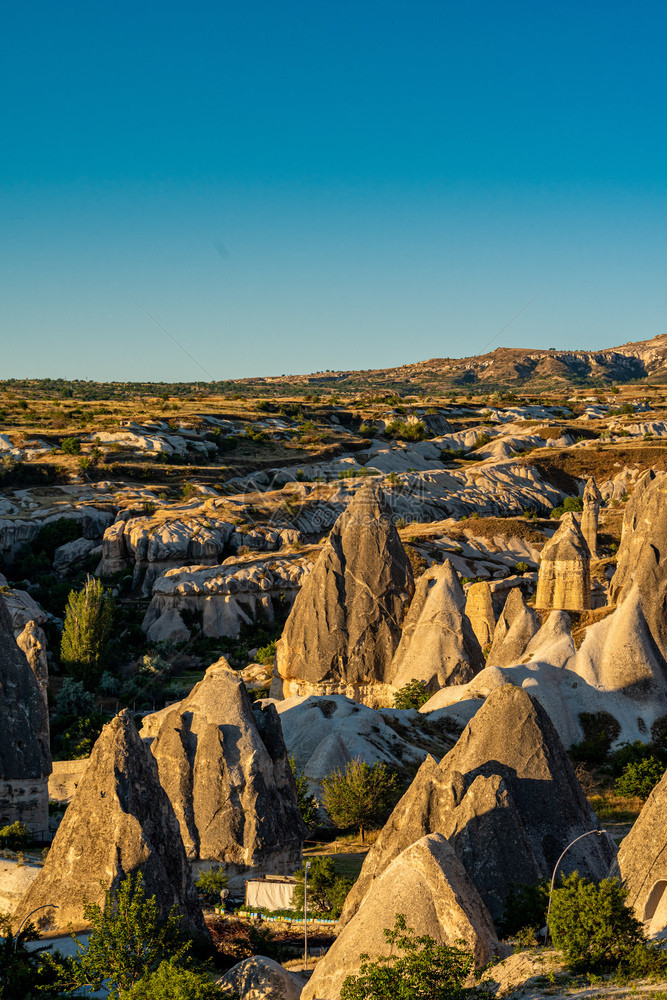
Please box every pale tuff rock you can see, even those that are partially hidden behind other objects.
[16,621,49,710]
[486,587,540,667]
[0,597,51,833]
[581,477,602,558]
[303,834,499,1000]
[389,560,484,692]
[143,663,305,868]
[14,710,207,939]
[613,769,667,938]
[271,485,414,704]
[535,512,591,612]
[465,580,496,648]
[341,686,614,926]
[218,956,305,1000]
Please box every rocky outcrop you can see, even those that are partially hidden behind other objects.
[389,561,483,692]
[303,834,499,1000]
[142,662,305,871]
[218,956,305,1000]
[535,513,591,612]
[16,621,49,710]
[0,597,51,834]
[271,485,414,706]
[14,710,207,939]
[486,587,540,667]
[341,685,614,926]
[613,769,667,937]
[581,478,602,558]
[465,580,496,648]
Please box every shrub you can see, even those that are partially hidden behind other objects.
[195,865,228,905]
[569,711,621,765]
[500,879,550,937]
[61,437,81,455]
[549,872,645,972]
[255,640,277,666]
[55,677,97,717]
[292,856,352,917]
[393,679,431,710]
[289,756,319,831]
[615,757,665,799]
[340,913,475,1000]
[0,821,30,851]
[550,495,584,519]
[474,432,492,448]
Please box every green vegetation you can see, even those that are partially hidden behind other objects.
[194,865,228,906]
[292,856,353,917]
[289,756,319,831]
[550,495,584,519]
[570,711,621,765]
[0,822,30,851]
[392,678,431,710]
[615,756,665,799]
[500,879,550,938]
[255,640,277,665]
[60,436,81,455]
[384,420,426,442]
[339,913,476,1000]
[60,576,115,688]
[321,757,399,843]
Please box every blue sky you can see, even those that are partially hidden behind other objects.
[2,1,667,381]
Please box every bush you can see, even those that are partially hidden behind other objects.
[292,856,352,917]
[340,913,476,1000]
[615,757,665,799]
[54,677,96,717]
[255,640,277,666]
[550,495,584,519]
[194,865,228,905]
[569,711,621,765]
[500,879,550,937]
[61,437,81,455]
[0,821,30,851]
[474,432,492,449]
[549,872,644,972]
[289,757,319,831]
[393,679,431,710]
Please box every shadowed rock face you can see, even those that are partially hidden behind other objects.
[486,587,540,667]
[14,710,207,939]
[0,597,50,834]
[389,560,484,692]
[302,833,499,1000]
[581,477,602,558]
[144,663,306,868]
[271,485,414,705]
[340,686,614,926]
[613,770,667,937]
[535,512,591,612]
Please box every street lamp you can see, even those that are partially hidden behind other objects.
[304,861,311,971]
[15,905,59,949]
[545,830,607,942]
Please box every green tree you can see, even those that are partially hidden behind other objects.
[60,575,115,687]
[0,910,60,999]
[339,913,476,1000]
[549,872,645,972]
[292,856,352,917]
[321,757,399,843]
[289,756,319,830]
[393,679,430,710]
[0,821,30,851]
[615,757,665,799]
[121,960,220,999]
[195,865,228,906]
[43,873,202,997]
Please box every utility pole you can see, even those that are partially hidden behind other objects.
[304,861,311,971]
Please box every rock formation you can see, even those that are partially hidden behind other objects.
[581,477,602,558]
[270,485,414,706]
[14,710,207,939]
[613,769,667,937]
[535,512,591,612]
[465,580,496,648]
[142,662,305,871]
[16,621,49,710]
[389,560,484,692]
[0,597,51,834]
[303,834,499,1000]
[218,956,305,1000]
[341,685,614,926]
[486,587,540,667]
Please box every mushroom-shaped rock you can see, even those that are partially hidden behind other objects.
[271,485,414,706]
[389,560,484,693]
[535,512,591,612]
[218,956,305,1000]
[613,769,667,937]
[486,587,540,667]
[143,663,306,869]
[302,834,499,1000]
[581,478,602,558]
[0,597,51,833]
[465,580,496,648]
[13,710,207,939]
[341,685,614,926]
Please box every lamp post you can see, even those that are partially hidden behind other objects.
[15,905,59,949]
[304,861,311,971]
[545,830,607,942]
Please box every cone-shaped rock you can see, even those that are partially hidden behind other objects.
[389,560,484,692]
[17,620,49,710]
[341,685,614,926]
[0,597,51,833]
[144,662,306,869]
[486,587,540,667]
[271,485,414,706]
[581,478,602,558]
[303,833,499,1000]
[14,710,207,939]
[535,512,591,612]
[466,580,496,648]
[613,769,667,937]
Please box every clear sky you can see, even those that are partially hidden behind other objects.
[2,1,667,382]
